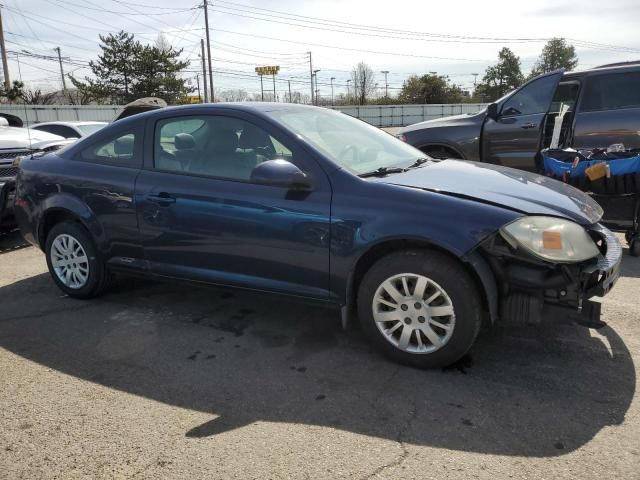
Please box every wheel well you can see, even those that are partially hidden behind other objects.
[349,240,491,322]
[419,144,464,159]
[38,210,84,249]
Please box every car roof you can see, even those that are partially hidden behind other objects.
[563,62,640,78]
[129,102,325,120]
[34,121,108,127]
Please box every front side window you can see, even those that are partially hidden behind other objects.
[268,109,423,175]
[154,115,292,181]
[79,131,138,167]
[581,72,640,112]
[502,74,560,116]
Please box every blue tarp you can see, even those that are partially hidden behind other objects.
[543,154,640,178]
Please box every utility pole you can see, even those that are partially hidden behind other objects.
[346,79,351,102]
[0,7,10,89]
[200,39,208,102]
[330,77,335,105]
[54,47,67,93]
[259,74,264,101]
[288,80,292,103]
[308,51,314,105]
[203,0,214,101]
[380,70,389,98]
[313,69,320,105]
[196,74,201,103]
[272,73,276,101]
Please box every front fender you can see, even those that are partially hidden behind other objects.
[329,176,521,303]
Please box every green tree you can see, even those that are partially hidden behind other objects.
[530,38,578,77]
[0,81,25,102]
[71,31,191,104]
[398,74,465,104]
[475,47,525,102]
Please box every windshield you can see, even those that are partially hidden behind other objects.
[269,109,425,174]
[77,123,106,136]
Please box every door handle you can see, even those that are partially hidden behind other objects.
[147,192,176,205]
[520,122,537,129]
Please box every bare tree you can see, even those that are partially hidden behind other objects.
[351,62,376,105]
[21,89,57,105]
[216,88,251,102]
[155,33,171,52]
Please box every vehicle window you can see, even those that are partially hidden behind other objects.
[79,131,138,167]
[501,75,560,116]
[154,115,292,181]
[270,109,423,175]
[549,81,580,113]
[581,72,640,112]
[76,123,106,136]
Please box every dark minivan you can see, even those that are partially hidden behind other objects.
[398,62,640,171]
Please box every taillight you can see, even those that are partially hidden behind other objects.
[396,133,407,142]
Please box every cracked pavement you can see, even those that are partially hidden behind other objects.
[1,229,639,479]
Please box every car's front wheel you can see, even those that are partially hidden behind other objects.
[357,250,482,368]
[45,221,110,298]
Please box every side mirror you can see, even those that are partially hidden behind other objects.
[487,102,499,120]
[250,159,312,190]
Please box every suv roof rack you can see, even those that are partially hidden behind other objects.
[593,60,640,69]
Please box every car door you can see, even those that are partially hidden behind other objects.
[573,70,640,150]
[66,123,144,261]
[482,71,563,171]
[135,112,333,300]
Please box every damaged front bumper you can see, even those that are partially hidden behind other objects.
[0,178,16,229]
[480,223,622,328]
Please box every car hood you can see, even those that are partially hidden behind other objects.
[0,126,66,149]
[370,160,603,225]
[400,111,485,133]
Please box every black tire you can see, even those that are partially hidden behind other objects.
[630,239,640,257]
[357,249,482,369]
[45,221,111,299]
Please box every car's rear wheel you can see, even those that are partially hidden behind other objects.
[357,250,481,368]
[45,221,110,298]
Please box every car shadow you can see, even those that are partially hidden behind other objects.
[0,273,635,458]
[620,246,640,278]
[0,229,29,255]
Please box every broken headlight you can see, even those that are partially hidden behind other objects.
[500,216,600,263]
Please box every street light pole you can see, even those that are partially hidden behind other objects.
[380,70,389,98]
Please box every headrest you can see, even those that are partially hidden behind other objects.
[175,133,195,150]
[238,125,270,149]
[114,135,134,155]
[210,128,238,154]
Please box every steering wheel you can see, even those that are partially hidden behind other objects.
[338,144,359,162]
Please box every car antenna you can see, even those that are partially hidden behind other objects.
[15,52,32,148]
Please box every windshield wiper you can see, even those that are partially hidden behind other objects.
[406,157,432,169]
[359,166,407,178]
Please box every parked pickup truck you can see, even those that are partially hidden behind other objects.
[397,62,640,172]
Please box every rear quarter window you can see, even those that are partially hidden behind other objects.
[580,71,640,112]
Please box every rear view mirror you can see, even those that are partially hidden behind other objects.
[250,159,312,190]
[487,103,499,120]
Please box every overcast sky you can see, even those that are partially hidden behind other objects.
[4,0,640,99]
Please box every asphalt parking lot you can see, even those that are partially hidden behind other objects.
[1,229,639,479]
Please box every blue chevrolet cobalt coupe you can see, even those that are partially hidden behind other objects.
[14,103,621,368]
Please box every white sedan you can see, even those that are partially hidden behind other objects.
[31,121,107,139]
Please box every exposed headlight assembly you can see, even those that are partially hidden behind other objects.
[500,216,600,263]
